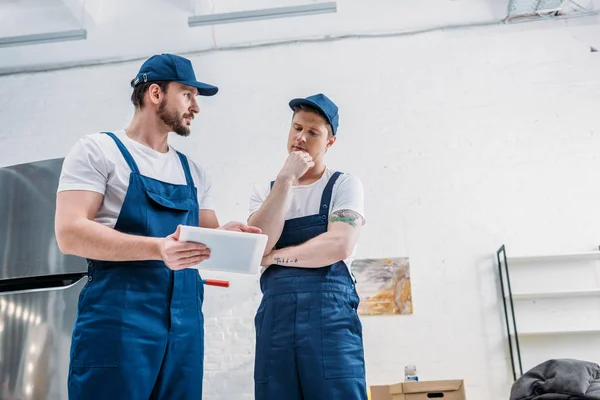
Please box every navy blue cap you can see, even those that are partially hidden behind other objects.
[130,53,218,96]
[289,93,339,135]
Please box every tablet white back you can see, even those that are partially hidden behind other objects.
[178,226,267,274]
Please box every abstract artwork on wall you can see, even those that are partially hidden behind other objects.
[352,257,413,316]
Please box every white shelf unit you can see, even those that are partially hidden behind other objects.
[507,288,600,300]
[496,245,600,381]
[511,328,600,337]
[507,251,600,264]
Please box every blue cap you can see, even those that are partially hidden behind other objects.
[289,93,339,135]
[130,53,218,96]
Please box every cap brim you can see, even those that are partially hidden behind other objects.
[180,80,219,96]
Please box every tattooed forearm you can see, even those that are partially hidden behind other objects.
[329,209,363,228]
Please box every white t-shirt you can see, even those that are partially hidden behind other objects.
[57,129,214,229]
[249,168,365,272]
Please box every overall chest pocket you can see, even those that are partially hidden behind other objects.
[144,190,196,237]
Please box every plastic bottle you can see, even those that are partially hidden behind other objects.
[404,365,418,382]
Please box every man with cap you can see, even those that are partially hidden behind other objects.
[248,94,368,399]
[55,53,260,399]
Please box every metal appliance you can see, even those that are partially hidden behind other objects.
[0,158,87,400]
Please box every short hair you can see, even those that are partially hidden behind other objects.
[292,104,334,138]
[131,81,170,108]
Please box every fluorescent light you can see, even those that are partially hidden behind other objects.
[0,29,87,48]
[188,2,337,27]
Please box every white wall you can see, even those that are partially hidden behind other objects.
[3,8,600,400]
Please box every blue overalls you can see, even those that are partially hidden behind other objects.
[68,132,205,400]
[254,171,367,400]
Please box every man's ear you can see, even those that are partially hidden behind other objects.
[147,83,165,106]
[326,135,337,149]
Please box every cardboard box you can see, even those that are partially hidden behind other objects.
[403,380,466,400]
[389,383,404,400]
[371,380,466,400]
[370,384,395,400]
[371,383,404,400]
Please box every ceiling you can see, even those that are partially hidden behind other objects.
[0,0,598,74]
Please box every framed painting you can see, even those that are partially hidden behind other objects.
[353,257,412,316]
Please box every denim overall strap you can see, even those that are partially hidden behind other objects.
[176,151,194,187]
[101,131,140,174]
[319,171,342,217]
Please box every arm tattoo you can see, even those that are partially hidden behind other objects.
[329,209,363,228]
[274,257,299,264]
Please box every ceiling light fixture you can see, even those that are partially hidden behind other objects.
[188,2,337,27]
[0,29,87,48]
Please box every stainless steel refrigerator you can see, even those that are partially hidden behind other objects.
[0,158,87,400]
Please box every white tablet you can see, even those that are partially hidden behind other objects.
[178,225,268,275]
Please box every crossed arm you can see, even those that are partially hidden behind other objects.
[260,209,364,268]
[248,171,364,268]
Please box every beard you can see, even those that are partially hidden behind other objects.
[158,100,192,137]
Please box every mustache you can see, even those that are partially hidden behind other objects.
[183,113,194,120]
